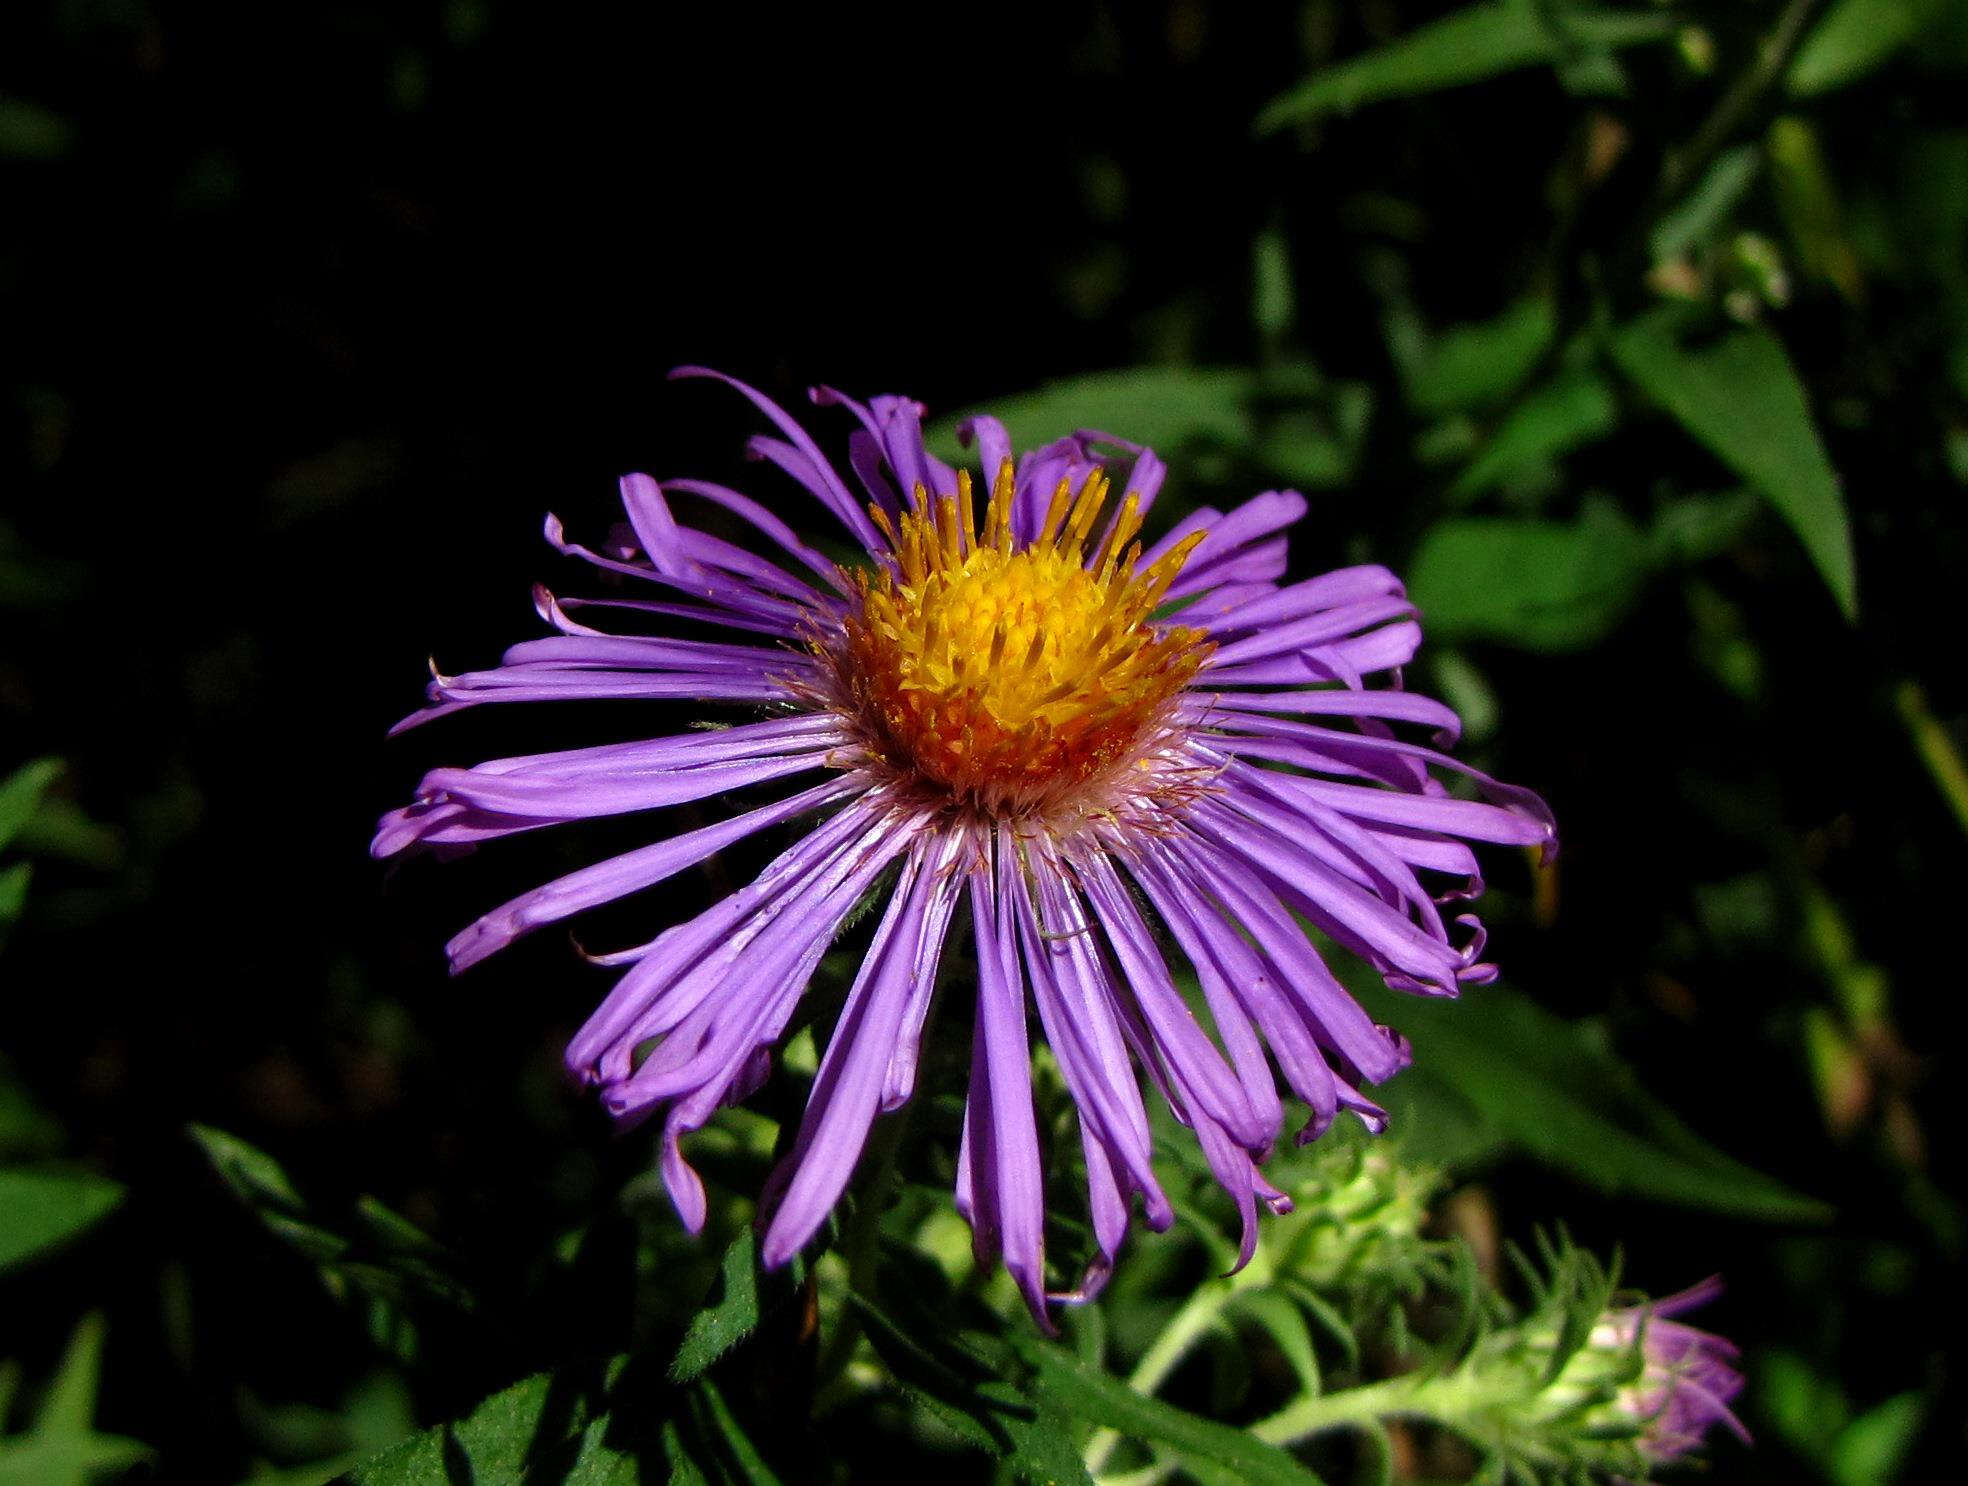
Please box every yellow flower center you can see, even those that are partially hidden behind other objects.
[828,460,1210,818]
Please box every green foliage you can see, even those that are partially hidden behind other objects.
[1788,0,1952,97]
[1609,311,1857,618]
[6,2,1962,1482]
[1256,5,1676,129]
[1401,299,1557,419]
[1018,1338,1327,1486]
[927,368,1256,463]
[1354,982,1829,1223]
[0,1315,151,1485]
[189,1125,472,1363]
[339,1357,742,1486]
[1759,1350,1927,1486]
[1407,499,1645,651]
[669,1229,761,1383]
[0,1170,124,1274]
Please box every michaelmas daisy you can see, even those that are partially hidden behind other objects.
[375,369,1555,1325]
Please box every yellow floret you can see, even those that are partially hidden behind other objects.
[829,460,1209,818]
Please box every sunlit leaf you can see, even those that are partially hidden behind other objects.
[0,1169,124,1272]
[1256,5,1674,130]
[670,1229,760,1383]
[1610,310,1857,617]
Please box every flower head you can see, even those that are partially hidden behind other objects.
[375,368,1555,1325]
[1601,1278,1750,1462]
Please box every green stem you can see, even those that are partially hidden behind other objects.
[1084,1273,1255,1475]
[1250,1369,1484,1448]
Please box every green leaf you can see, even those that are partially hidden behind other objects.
[0,95,73,161]
[1354,982,1832,1223]
[926,368,1256,463]
[848,1288,1089,1484]
[1256,5,1675,130]
[0,1064,62,1163]
[0,1314,153,1486]
[1227,1288,1322,1398]
[1789,0,1947,96]
[1405,499,1647,651]
[1404,299,1556,417]
[341,1359,618,1484]
[1651,145,1761,262]
[684,1380,783,1486]
[1647,489,1763,566]
[1609,311,1857,617]
[670,1229,760,1383]
[0,865,29,928]
[0,760,63,855]
[0,1169,125,1272]
[190,1123,308,1214]
[1830,1391,1926,1486]
[1015,1338,1327,1486]
[1447,370,1620,499]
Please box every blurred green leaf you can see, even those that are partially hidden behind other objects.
[1253,227,1295,341]
[1648,489,1763,566]
[670,1229,760,1383]
[1651,145,1761,263]
[0,1169,125,1272]
[1404,298,1556,417]
[1610,310,1857,617]
[9,798,122,872]
[927,368,1255,463]
[192,1126,472,1364]
[1830,1390,1925,1486]
[0,95,73,161]
[0,1064,63,1163]
[1789,0,1946,96]
[0,866,29,930]
[1756,1348,1849,1456]
[1256,5,1674,130]
[1406,499,1646,650]
[1448,369,1619,499]
[0,1315,152,1486]
[1014,1336,1327,1486]
[1227,1288,1321,1398]
[1355,983,1831,1222]
[1769,117,1865,300]
[0,761,63,856]
[190,1123,306,1215]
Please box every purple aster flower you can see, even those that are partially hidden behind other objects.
[1600,1278,1750,1463]
[374,368,1555,1326]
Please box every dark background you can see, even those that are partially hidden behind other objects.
[3,1,1963,1481]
